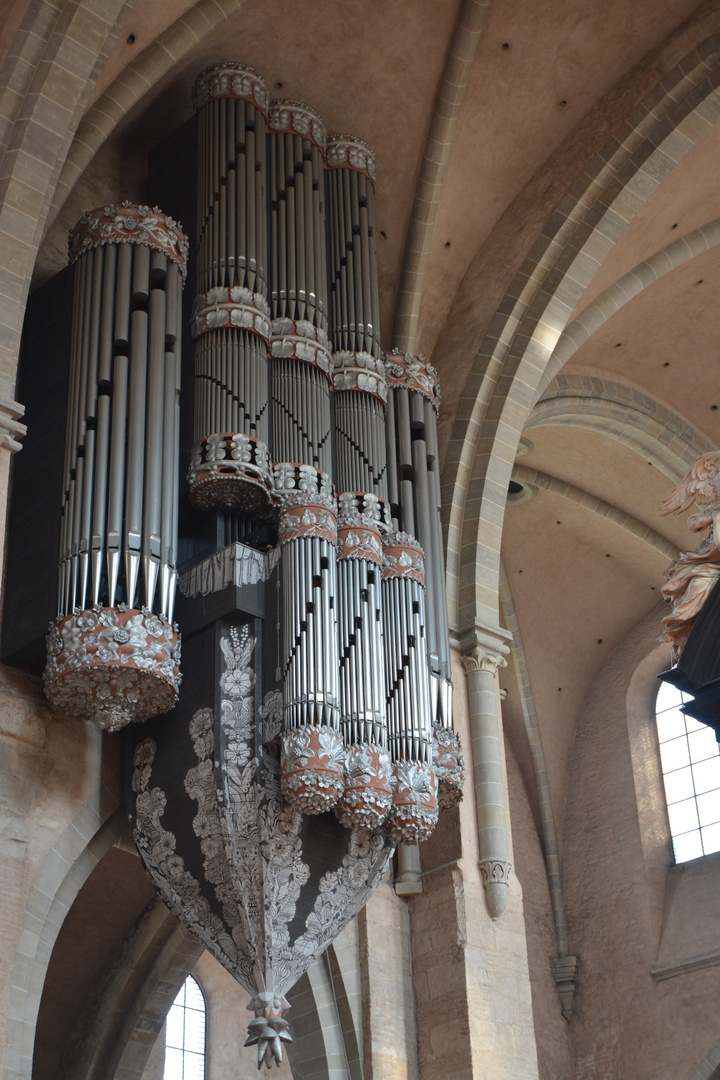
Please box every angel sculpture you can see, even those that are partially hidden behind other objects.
[658,451,720,657]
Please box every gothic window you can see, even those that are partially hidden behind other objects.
[656,682,720,863]
[164,975,206,1079]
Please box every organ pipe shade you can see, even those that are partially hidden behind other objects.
[268,99,333,479]
[385,353,452,710]
[381,532,439,842]
[44,203,187,731]
[276,468,344,817]
[326,135,380,358]
[189,63,273,513]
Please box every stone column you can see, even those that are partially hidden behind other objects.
[0,394,25,601]
[458,623,512,919]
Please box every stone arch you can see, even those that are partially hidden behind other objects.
[286,931,362,1080]
[446,217,720,635]
[47,0,254,235]
[3,788,125,1080]
[57,899,202,1080]
[527,373,716,482]
[0,0,128,414]
[441,27,720,635]
[688,1043,720,1079]
[510,464,679,561]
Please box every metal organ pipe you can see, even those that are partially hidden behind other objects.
[44,203,187,732]
[327,136,393,829]
[188,64,273,515]
[384,352,464,810]
[266,101,344,816]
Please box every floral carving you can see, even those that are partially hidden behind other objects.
[281,726,345,813]
[384,349,440,411]
[432,724,465,810]
[188,433,273,514]
[44,606,180,731]
[335,744,393,829]
[130,625,394,1068]
[192,62,270,113]
[326,134,377,183]
[332,351,387,403]
[68,202,188,279]
[385,761,438,844]
[278,503,337,545]
[382,532,425,585]
[192,286,271,341]
[271,318,332,377]
[267,99,327,151]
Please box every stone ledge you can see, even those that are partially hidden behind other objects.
[651,949,720,981]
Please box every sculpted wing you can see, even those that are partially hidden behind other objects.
[659,451,720,517]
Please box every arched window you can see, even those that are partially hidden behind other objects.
[164,975,206,1079]
[656,682,720,863]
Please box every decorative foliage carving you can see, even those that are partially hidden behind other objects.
[382,532,425,585]
[191,287,271,341]
[659,451,720,656]
[45,606,180,730]
[280,726,345,813]
[385,761,438,843]
[68,202,188,278]
[271,319,333,377]
[327,134,377,183]
[335,744,393,829]
[187,433,273,514]
[433,724,465,810]
[479,859,512,887]
[268,99,327,151]
[130,625,394,1069]
[192,62,270,113]
[332,351,387,403]
[278,503,337,546]
[384,349,440,410]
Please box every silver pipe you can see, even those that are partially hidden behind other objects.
[125,309,148,608]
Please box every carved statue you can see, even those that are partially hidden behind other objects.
[659,451,720,656]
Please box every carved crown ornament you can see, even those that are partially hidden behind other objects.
[68,202,189,279]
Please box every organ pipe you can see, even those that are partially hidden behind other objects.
[44,203,187,731]
[188,64,273,514]
[385,351,464,809]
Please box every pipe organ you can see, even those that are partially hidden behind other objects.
[44,204,186,731]
[41,60,464,1068]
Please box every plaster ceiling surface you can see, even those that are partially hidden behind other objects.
[412,0,706,359]
[576,118,720,316]
[567,247,720,442]
[501,489,672,841]
[516,426,696,552]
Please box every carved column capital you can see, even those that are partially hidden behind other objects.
[454,621,512,676]
[478,858,512,887]
[0,395,26,453]
[479,859,512,920]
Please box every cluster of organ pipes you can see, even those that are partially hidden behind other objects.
[44,204,186,731]
[44,61,464,840]
[187,62,462,839]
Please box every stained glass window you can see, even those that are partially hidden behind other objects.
[164,975,206,1080]
[656,681,720,863]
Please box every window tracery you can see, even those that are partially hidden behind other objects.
[656,682,720,863]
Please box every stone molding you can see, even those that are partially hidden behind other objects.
[0,394,26,453]
[455,621,512,674]
[551,954,578,1021]
[478,859,511,886]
